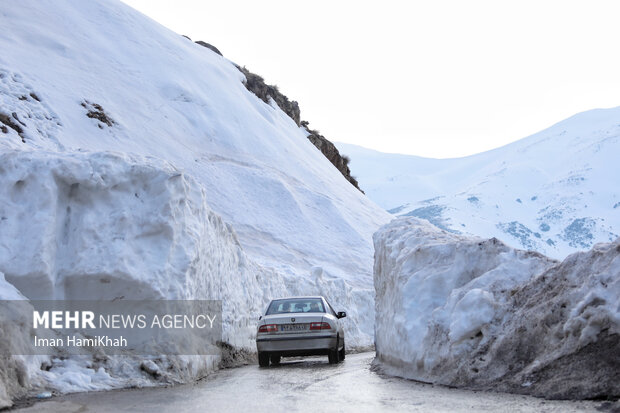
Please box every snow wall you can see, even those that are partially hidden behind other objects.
[0,150,374,407]
[373,217,620,399]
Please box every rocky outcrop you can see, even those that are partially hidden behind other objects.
[303,122,362,192]
[235,65,301,126]
[194,39,362,193]
[195,40,222,57]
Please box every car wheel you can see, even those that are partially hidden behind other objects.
[258,352,270,367]
[270,354,281,365]
[339,341,345,361]
[328,349,339,364]
[328,335,340,364]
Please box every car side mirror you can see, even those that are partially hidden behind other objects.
[337,311,346,319]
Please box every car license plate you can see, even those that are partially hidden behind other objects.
[280,324,307,332]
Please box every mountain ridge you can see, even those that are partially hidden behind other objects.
[337,106,620,258]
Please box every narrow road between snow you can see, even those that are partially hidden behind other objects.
[15,353,605,413]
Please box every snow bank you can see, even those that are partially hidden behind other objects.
[0,150,277,402]
[374,217,620,399]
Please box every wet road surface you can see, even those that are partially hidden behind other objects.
[15,352,606,412]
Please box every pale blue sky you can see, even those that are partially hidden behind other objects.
[122,0,620,158]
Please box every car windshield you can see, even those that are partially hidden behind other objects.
[266,298,325,315]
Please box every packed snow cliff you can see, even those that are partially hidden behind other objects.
[0,150,269,406]
[0,0,390,407]
[374,217,620,399]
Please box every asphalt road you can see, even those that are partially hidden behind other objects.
[14,352,607,413]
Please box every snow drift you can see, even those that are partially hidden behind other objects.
[338,106,620,259]
[374,217,620,399]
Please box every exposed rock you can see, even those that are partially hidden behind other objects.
[402,204,451,232]
[304,125,363,192]
[236,65,300,126]
[0,112,25,142]
[81,100,114,127]
[195,40,222,56]
[0,68,62,148]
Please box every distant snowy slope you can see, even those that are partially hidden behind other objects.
[338,107,620,258]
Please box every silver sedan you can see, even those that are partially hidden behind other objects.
[256,296,346,366]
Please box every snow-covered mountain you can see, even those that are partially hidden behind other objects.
[0,0,389,405]
[338,108,620,258]
[0,0,389,312]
